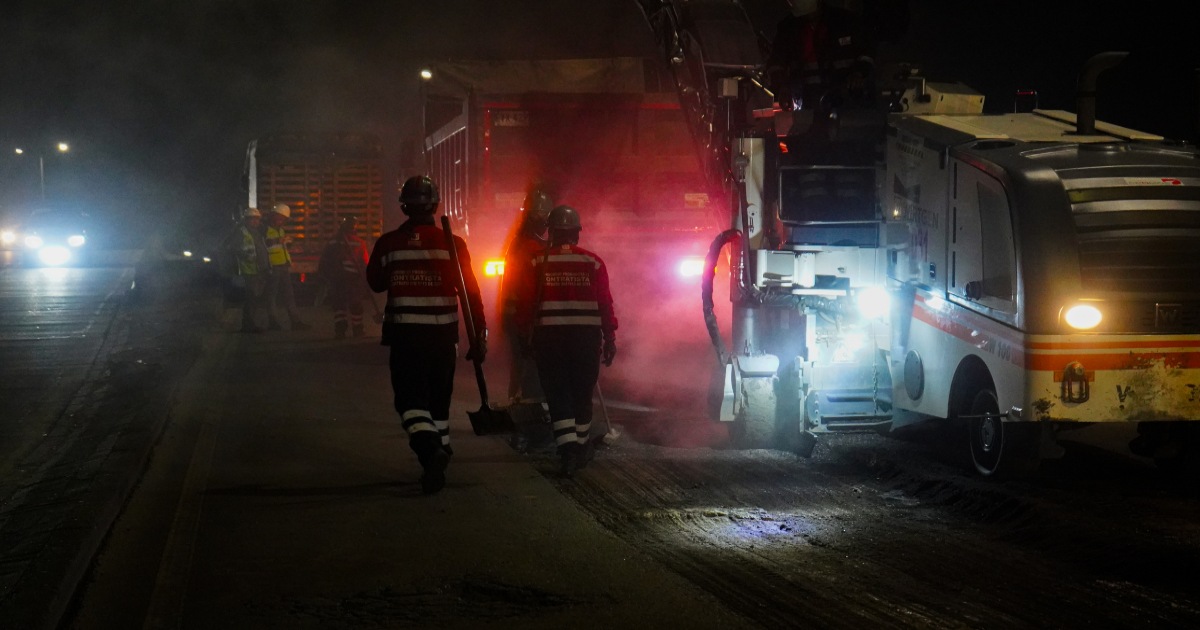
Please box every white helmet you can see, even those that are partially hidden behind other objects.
[790,0,820,17]
[270,203,291,218]
[243,207,262,218]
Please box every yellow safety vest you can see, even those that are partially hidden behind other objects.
[237,227,266,275]
[265,225,291,267]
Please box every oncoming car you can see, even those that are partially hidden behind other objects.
[17,210,91,267]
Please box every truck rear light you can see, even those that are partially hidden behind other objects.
[484,260,505,277]
[678,257,705,277]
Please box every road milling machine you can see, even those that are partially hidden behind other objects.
[637,0,1200,476]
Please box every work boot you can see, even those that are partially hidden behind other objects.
[352,324,365,337]
[558,444,580,479]
[414,437,449,494]
[334,321,347,339]
[576,440,595,470]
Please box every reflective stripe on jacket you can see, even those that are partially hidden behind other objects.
[522,244,616,337]
[365,220,486,345]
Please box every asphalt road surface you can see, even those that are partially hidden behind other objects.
[2,261,1198,629]
[0,253,214,628]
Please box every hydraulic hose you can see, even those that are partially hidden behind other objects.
[702,229,741,367]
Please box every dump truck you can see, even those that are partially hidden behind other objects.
[638,0,1200,476]
[422,57,719,388]
[243,132,385,275]
[421,57,716,285]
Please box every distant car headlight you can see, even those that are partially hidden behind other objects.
[182,250,193,257]
[1,230,15,245]
[856,286,890,320]
[68,234,86,247]
[1064,304,1103,330]
[24,235,44,249]
[38,246,71,266]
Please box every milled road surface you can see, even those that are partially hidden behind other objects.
[538,426,1200,628]
[5,265,1198,628]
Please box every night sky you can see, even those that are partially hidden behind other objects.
[2,0,1196,245]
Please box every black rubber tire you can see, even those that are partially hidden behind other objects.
[966,388,1038,478]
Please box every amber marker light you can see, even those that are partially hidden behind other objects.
[484,260,505,277]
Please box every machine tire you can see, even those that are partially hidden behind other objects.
[966,388,1038,478]
[733,376,779,449]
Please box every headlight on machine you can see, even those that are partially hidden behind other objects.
[1,230,15,245]
[68,234,86,247]
[1063,304,1103,330]
[855,286,890,320]
[24,235,44,249]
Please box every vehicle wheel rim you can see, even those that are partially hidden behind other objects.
[969,390,1002,475]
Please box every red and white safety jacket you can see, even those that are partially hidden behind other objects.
[366,219,485,345]
[516,243,617,339]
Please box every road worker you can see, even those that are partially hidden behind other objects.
[500,186,554,421]
[263,202,311,331]
[366,175,487,494]
[514,205,617,477]
[319,215,370,338]
[223,207,270,333]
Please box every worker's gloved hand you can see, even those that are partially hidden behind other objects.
[602,336,617,367]
[465,331,488,363]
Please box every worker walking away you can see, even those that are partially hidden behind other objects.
[222,207,271,333]
[499,186,554,424]
[263,202,311,331]
[319,216,370,339]
[515,206,617,478]
[366,175,487,494]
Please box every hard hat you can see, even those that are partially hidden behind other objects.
[523,187,554,234]
[338,215,358,233]
[399,175,440,212]
[270,202,291,218]
[547,205,582,232]
[790,0,820,17]
[243,207,262,219]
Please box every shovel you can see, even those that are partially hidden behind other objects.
[594,381,622,447]
[442,216,514,436]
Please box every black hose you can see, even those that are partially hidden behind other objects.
[702,229,741,367]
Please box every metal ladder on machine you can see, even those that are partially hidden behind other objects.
[633,0,764,202]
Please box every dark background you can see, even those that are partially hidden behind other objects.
[1,0,1196,246]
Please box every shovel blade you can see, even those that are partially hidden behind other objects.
[467,405,515,436]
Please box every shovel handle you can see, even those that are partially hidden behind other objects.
[473,359,490,406]
[442,215,493,410]
[440,216,478,343]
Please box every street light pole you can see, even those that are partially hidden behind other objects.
[14,142,69,202]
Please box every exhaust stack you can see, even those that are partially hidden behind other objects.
[1075,51,1128,135]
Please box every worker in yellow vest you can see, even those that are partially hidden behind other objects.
[221,207,271,332]
[263,203,311,331]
